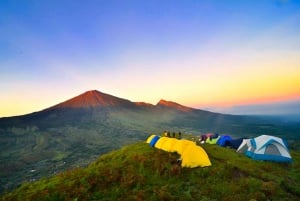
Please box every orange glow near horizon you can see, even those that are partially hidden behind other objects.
[1,65,300,117]
[185,68,300,109]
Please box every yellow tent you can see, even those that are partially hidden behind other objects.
[146,134,156,143]
[154,137,169,150]
[181,145,212,167]
[172,139,195,155]
[147,135,212,168]
[159,137,178,152]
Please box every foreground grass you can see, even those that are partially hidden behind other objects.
[1,141,300,201]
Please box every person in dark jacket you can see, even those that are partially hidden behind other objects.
[178,132,182,139]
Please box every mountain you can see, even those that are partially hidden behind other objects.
[1,142,300,201]
[50,90,137,109]
[0,90,141,129]
[0,90,299,194]
[156,99,194,112]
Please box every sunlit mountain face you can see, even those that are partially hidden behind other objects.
[50,90,137,109]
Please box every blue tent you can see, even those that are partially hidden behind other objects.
[149,135,160,147]
[216,135,232,147]
[227,138,244,149]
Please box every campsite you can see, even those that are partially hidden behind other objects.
[1,134,299,201]
[147,133,293,166]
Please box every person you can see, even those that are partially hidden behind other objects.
[163,130,167,137]
[167,131,171,137]
[172,132,175,138]
[178,131,182,139]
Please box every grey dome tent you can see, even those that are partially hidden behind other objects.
[237,135,292,163]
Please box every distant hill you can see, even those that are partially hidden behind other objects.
[1,141,300,201]
[156,99,194,112]
[0,90,299,194]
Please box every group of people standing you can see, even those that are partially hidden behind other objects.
[163,130,182,139]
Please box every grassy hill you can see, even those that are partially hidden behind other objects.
[1,140,300,201]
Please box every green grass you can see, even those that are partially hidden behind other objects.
[1,140,300,201]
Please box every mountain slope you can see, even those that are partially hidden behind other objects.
[1,141,300,201]
[0,90,140,129]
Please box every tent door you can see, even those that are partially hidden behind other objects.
[265,144,281,155]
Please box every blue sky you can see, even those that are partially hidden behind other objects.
[1,0,300,117]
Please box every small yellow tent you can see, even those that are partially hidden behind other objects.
[181,145,211,167]
[146,134,156,143]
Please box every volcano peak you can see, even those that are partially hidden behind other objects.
[51,90,134,109]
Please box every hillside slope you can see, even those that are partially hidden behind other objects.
[1,141,300,201]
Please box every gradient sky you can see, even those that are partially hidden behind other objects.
[1,0,300,117]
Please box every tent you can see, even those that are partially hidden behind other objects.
[154,137,169,150]
[161,138,179,152]
[146,134,156,143]
[200,133,218,142]
[172,139,196,154]
[149,135,160,147]
[146,135,211,168]
[205,136,220,144]
[216,135,232,146]
[237,135,292,163]
[227,138,244,150]
[154,137,178,152]
[181,144,211,167]
[237,139,251,153]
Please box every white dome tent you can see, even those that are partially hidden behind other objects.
[237,135,292,163]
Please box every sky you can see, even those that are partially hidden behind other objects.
[1,0,300,117]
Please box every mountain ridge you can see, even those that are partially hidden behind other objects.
[48,90,203,113]
[0,90,202,118]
